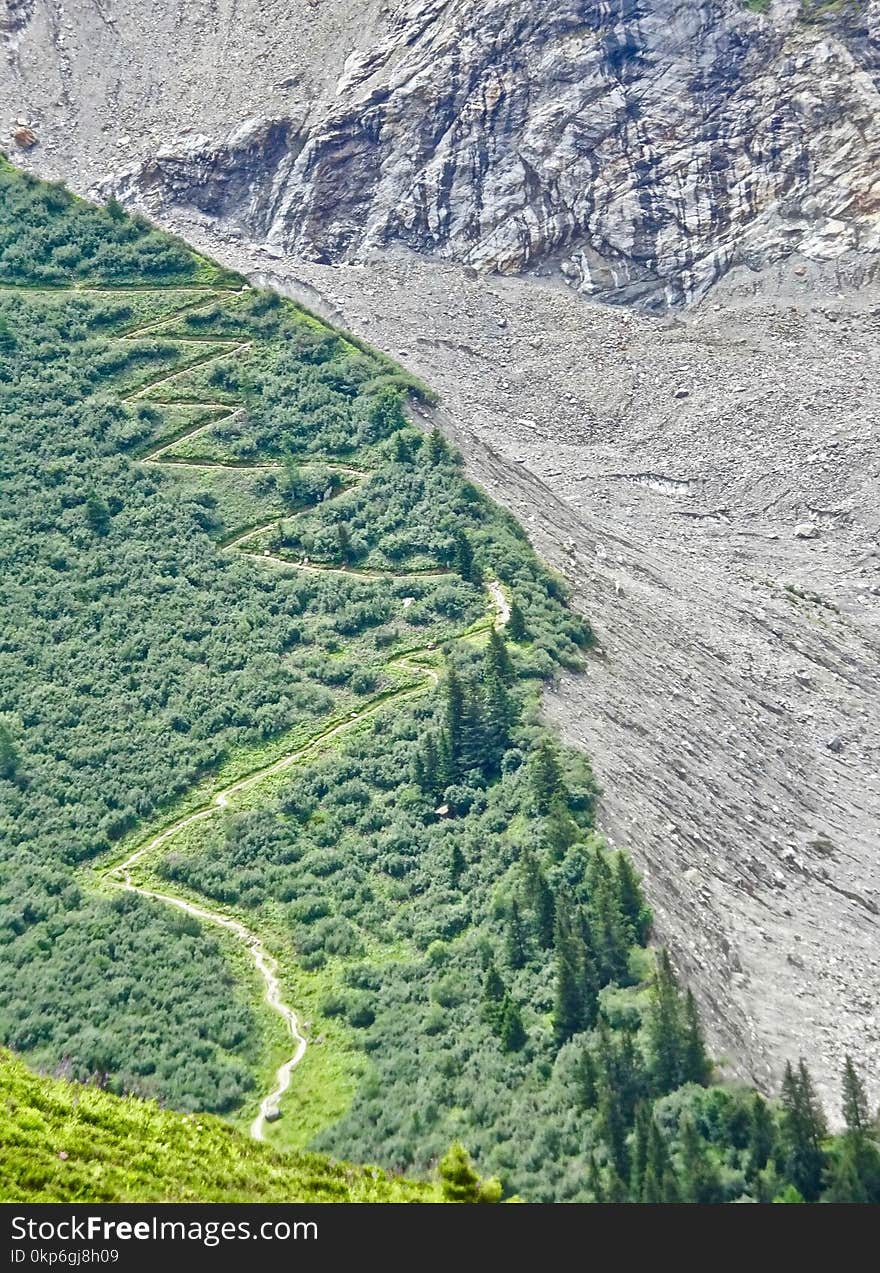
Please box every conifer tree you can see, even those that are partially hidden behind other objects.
[438,1142,479,1202]
[824,1056,880,1203]
[575,909,601,1031]
[506,898,528,970]
[614,852,652,943]
[536,873,556,950]
[482,673,513,769]
[544,792,579,860]
[841,1054,869,1139]
[393,431,411,463]
[499,994,527,1052]
[521,852,555,949]
[444,666,465,774]
[531,739,565,814]
[647,948,684,1095]
[426,426,447,466]
[453,530,479,584]
[630,1104,651,1201]
[590,861,631,985]
[798,1060,827,1143]
[420,733,440,798]
[681,989,712,1086]
[747,1092,776,1178]
[0,722,19,781]
[458,677,486,775]
[780,1060,826,1202]
[485,628,514,685]
[282,455,301,506]
[413,751,426,790]
[587,1155,604,1203]
[661,1164,681,1204]
[553,900,584,1045]
[823,1143,869,1204]
[507,597,527,642]
[483,963,505,1003]
[450,842,465,886]
[336,523,354,564]
[599,1085,629,1182]
[577,1044,598,1109]
[613,1028,644,1127]
[643,1118,675,1203]
[436,729,453,791]
[604,1166,629,1203]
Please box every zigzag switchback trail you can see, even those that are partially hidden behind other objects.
[45,282,512,1139]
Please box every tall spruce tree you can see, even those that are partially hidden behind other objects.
[393,430,411,463]
[577,1044,599,1109]
[485,628,514,685]
[453,530,479,584]
[336,523,353,563]
[426,426,447,465]
[823,1143,870,1203]
[531,739,565,814]
[506,898,528,970]
[420,733,440,798]
[521,851,555,949]
[499,994,527,1052]
[599,1085,629,1182]
[841,1054,869,1138]
[589,858,631,985]
[506,597,527,642]
[553,901,584,1046]
[747,1092,776,1179]
[587,1155,604,1203]
[481,963,506,1029]
[780,1060,826,1202]
[630,1104,651,1201]
[798,1060,827,1142]
[824,1056,880,1203]
[0,721,19,781]
[458,674,486,774]
[681,989,712,1086]
[647,948,684,1095]
[444,665,465,775]
[614,852,652,943]
[575,907,601,1031]
[482,673,513,770]
[644,1118,677,1203]
[544,792,579,860]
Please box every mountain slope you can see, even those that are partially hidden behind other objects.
[2,160,879,1205]
[0,1049,440,1202]
[3,2,880,1119]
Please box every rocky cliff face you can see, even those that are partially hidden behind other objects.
[98,0,880,308]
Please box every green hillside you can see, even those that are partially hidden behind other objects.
[1,159,878,1204]
[0,1049,438,1201]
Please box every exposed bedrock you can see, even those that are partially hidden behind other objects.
[87,0,880,308]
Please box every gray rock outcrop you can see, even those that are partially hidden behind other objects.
[97,0,880,308]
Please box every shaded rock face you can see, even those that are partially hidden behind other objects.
[106,0,880,308]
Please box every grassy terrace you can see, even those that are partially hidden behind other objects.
[0,1050,439,1202]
